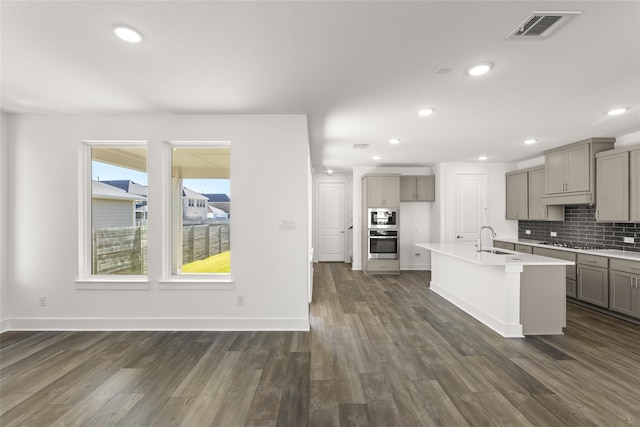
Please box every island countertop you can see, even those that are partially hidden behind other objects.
[416,242,574,267]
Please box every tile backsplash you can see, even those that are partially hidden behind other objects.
[518,204,640,252]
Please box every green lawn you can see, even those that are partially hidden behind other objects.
[182,251,230,273]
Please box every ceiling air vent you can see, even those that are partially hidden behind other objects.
[353,144,370,149]
[507,11,581,39]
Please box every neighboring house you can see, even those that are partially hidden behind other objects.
[204,193,231,216]
[91,180,144,228]
[183,187,209,222]
[207,205,229,219]
[101,180,148,221]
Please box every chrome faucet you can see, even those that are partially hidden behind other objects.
[477,226,497,252]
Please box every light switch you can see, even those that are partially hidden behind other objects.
[279,219,297,230]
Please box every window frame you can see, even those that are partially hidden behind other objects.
[159,140,233,289]
[76,140,150,289]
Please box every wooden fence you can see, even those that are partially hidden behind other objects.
[92,222,229,275]
[182,223,230,265]
[93,226,147,275]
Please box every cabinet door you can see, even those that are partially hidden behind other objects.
[596,152,629,222]
[567,278,577,298]
[382,176,400,206]
[545,150,566,194]
[416,176,435,201]
[609,270,636,317]
[631,150,640,221]
[514,244,533,254]
[493,241,515,251]
[566,143,590,192]
[400,177,416,201]
[506,172,527,219]
[528,168,563,221]
[578,265,609,308]
[367,177,385,206]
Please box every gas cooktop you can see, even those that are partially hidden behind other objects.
[537,241,605,250]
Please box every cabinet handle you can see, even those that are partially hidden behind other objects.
[583,260,597,263]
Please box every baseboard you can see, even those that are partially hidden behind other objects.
[430,280,524,338]
[0,318,8,333]
[352,263,363,271]
[4,317,310,331]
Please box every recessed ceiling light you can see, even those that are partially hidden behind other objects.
[373,155,382,160]
[523,139,537,145]
[113,24,143,43]
[327,169,334,175]
[418,108,434,116]
[467,63,492,77]
[478,156,488,161]
[607,107,628,116]
[389,138,400,144]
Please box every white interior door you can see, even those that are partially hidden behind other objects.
[454,174,485,242]
[318,182,345,262]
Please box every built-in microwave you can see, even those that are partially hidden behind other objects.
[368,208,398,229]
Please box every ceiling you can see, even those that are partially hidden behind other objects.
[2,1,639,173]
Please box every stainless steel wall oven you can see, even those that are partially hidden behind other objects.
[368,229,399,260]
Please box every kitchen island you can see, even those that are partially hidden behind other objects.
[416,242,574,338]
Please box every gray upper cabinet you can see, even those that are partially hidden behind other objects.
[542,138,615,205]
[631,149,640,221]
[365,174,400,207]
[594,144,640,222]
[528,167,563,221]
[506,171,528,219]
[400,175,435,202]
[505,167,563,221]
[596,151,629,222]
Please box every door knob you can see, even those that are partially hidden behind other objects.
[456,235,463,239]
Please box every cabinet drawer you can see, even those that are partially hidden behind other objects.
[493,241,515,251]
[366,259,400,272]
[578,254,608,269]
[610,258,640,274]
[514,244,533,254]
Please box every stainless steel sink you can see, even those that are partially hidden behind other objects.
[482,249,512,255]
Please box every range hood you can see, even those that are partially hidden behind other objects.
[542,192,594,206]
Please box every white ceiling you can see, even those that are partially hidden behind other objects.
[2,1,639,173]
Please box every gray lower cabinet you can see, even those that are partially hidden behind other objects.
[493,241,515,251]
[609,258,640,319]
[514,244,533,254]
[577,254,609,308]
[566,278,577,299]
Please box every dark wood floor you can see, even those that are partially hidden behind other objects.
[2,263,640,426]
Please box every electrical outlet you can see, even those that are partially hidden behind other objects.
[525,230,531,235]
[39,296,47,307]
[624,237,635,244]
[550,231,557,237]
[237,295,244,306]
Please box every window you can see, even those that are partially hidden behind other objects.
[80,142,148,279]
[169,143,231,276]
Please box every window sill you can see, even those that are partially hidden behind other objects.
[75,277,150,290]
[158,275,234,290]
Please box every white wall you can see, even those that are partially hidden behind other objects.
[352,166,433,270]
[0,113,8,331]
[312,173,353,263]
[430,162,518,246]
[5,114,310,331]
